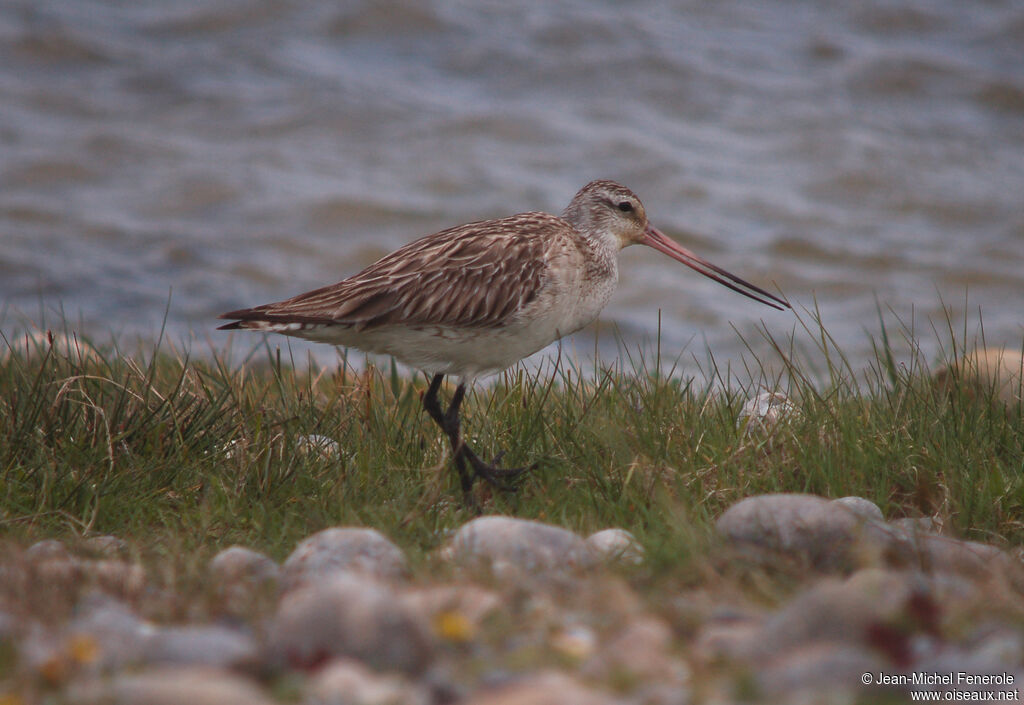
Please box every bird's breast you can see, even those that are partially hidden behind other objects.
[531,244,619,337]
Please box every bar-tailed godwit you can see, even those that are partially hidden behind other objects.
[219,180,789,498]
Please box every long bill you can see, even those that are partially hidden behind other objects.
[642,226,790,311]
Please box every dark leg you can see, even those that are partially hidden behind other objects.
[423,374,474,497]
[421,375,533,497]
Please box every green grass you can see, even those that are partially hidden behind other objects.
[1,308,1022,575]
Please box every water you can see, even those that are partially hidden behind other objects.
[3,0,1023,376]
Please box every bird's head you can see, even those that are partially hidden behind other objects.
[563,179,651,249]
[564,179,790,311]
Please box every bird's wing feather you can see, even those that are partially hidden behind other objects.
[220,213,563,330]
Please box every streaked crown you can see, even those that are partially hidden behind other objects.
[561,179,650,248]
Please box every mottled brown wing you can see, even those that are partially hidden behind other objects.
[220,213,560,330]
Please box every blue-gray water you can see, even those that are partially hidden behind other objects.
[3,0,1023,374]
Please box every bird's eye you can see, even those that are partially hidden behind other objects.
[617,201,634,213]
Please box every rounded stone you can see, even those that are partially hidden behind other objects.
[733,569,929,660]
[737,390,798,433]
[888,516,943,538]
[142,625,258,669]
[441,516,596,575]
[82,535,130,558]
[296,434,342,458]
[582,618,688,686]
[585,529,644,565]
[84,560,148,600]
[304,658,430,705]
[463,672,620,705]
[282,528,408,588]
[755,644,884,697]
[832,496,884,523]
[68,666,274,705]
[65,595,155,671]
[933,347,1024,405]
[892,533,1014,576]
[716,493,889,569]
[400,584,502,643]
[25,539,71,562]
[209,546,281,613]
[267,573,433,674]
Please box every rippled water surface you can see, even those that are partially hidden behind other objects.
[3,0,1023,374]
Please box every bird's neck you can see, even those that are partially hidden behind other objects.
[577,227,619,283]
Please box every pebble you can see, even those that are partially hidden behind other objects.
[25,539,72,561]
[64,595,156,672]
[933,347,1024,405]
[3,330,101,364]
[68,666,274,705]
[142,624,259,670]
[832,495,885,523]
[85,560,148,600]
[296,434,342,458]
[728,569,936,661]
[400,583,501,643]
[462,671,622,705]
[550,624,598,662]
[888,516,943,538]
[266,572,433,673]
[891,533,1014,577]
[754,643,884,698]
[304,658,431,705]
[209,546,281,614]
[82,535,130,558]
[282,527,408,588]
[441,516,596,576]
[737,390,798,433]
[716,493,889,569]
[582,617,689,687]
[585,529,644,565]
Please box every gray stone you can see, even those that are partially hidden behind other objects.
[737,390,798,433]
[267,573,433,674]
[82,535,130,558]
[66,595,155,671]
[441,516,596,575]
[400,583,501,643]
[933,347,1024,406]
[716,493,889,569]
[890,533,1014,576]
[84,560,148,600]
[585,529,644,565]
[143,624,259,669]
[283,528,408,588]
[463,671,622,705]
[582,617,689,687]
[888,516,943,538]
[209,546,281,615]
[832,496,884,523]
[731,570,937,661]
[296,434,342,458]
[25,538,71,561]
[68,666,274,705]
[755,644,884,697]
[304,658,431,705]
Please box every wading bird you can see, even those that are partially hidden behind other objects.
[219,180,789,499]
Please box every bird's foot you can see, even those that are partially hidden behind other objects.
[462,447,536,490]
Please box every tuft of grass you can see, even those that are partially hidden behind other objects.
[0,306,1022,574]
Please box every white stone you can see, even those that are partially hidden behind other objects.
[267,573,432,674]
[441,516,596,575]
[586,529,644,565]
[304,658,430,705]
[282,528,407,588]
